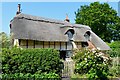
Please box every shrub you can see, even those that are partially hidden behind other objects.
[2,47,63,78]
[72,49,111,80]
[107,41,120,77]
[109,57,120,77]
[107,50,119,57]
[109,65,120,77]
[1,73,60,80]
[107,41,120,57]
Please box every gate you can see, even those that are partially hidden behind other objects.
[62,58,75,80]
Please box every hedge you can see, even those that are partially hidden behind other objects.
[1,73,60,80]
[2,47,63,78]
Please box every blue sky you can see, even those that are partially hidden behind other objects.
[1,2,119,35]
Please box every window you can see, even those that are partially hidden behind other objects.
[44,42,49,48]
[65,29,75,41]
[61,42,66,50]
[75,42,81,49]
[28,40,33,46]
[20,39,26,46]
[84,31,91,41]
[55,42,60,50]
[28,40,34,48]
[35,41,43,48]
[67,42,72,50]
[81,42,88,47]
[67,31,73,40]
[50,42,54,48]
[35,41,43,45]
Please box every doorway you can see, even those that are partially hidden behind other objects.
[60,51,66,60]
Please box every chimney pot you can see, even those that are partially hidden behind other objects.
[16,4,21,15]
[64,14,70,22]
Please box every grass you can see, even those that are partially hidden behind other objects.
[71,74,87,78]
[71,74,120,80]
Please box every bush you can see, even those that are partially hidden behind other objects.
[107,41,120,57]
[1,73,60,80]
[2,47,63,78]
[109,65,120,77]
[72,49,111,80]
[108,57,120,77]
[106,41,120,77]
[107,50,120,57]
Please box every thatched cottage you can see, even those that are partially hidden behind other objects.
[10,4,110,59]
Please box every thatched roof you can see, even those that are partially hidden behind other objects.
[10,13,110,50]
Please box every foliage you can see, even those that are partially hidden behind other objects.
[1,73,60,80]
[109,57,120,77]
[109,64,120,77]
[107,50,119,57]
[0,32,11,48]
[2,47,63,78]
[71,74,87,78]
[112,18,120,41]
[108,41,120,51]
[75,2,120,42]
[106,41,120,77]
[72,49,111,80]
[107,41,120,57]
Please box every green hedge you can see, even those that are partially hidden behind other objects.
[1,73,60,80]
[2,47,63,78]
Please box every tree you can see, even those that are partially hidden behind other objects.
[0,32,10,48]
[112,17,120,41]
[75,2,120,42]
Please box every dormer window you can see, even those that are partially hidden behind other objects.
[65,29,75,41]
[84,31,91,41]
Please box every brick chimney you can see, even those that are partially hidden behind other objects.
[16,4,21,15]
[64,14,70,22]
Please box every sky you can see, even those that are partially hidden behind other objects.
[1,1,120,35]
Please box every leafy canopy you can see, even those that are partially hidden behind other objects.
[75,2,120,42]
[0,32,10,48]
